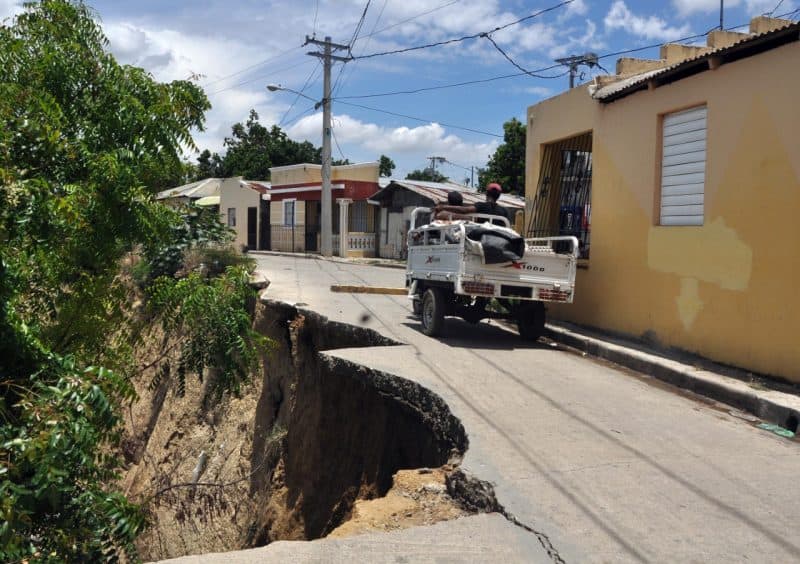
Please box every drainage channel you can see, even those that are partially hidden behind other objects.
[131,296,516,562]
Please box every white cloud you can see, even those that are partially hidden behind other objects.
[288,112,498,176]
[746,0,794,14]
[0,0,22,22]
[605,1,692,41]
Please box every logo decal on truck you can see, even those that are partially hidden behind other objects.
[425,256,441,264]
[504,260,545,272]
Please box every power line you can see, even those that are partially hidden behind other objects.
[768,0,787,16]
[279,61,322,127]
[312,0,319,37]
[353,0,460,43]
[207,58,315,96]
[482,34,570,79]
[335,10,800,102]
[353,0,574,60]
[333,0,388,98]
[336,100,502,137]
[348,0,372,50]
[331,123,348,162]
[202,45,304,88]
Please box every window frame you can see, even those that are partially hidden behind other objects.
[227,207,236,227]
[282,199,296,227]
[658,104,707,227]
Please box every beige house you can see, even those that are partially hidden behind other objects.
[217,177,270,251]
[524,16,800,382]
[269,162,380,257]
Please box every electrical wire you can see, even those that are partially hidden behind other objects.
[333,0,388,98]
[768,0,787,16]
[335,10,800,102]
[281,104,317,129]
[331,122,348,162]
[207,58,316,96]
[353,0,574,60]
[482,34,571,79]
[312,0,319,37]
[202,44,304,88]
[336,100,502,137]
[279,61,322,127]
[354,0,460,42]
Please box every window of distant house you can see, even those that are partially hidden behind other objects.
[660,105,706,226]
[349,200,368,232]
[283,199,296,227]
[227,208,236,227]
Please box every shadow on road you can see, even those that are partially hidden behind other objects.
[401,316,551,351]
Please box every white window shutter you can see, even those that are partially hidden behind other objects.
[661,106,706,226]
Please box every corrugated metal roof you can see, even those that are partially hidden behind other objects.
[592,20,800,102]
[372,180,525,209]
[155,177,223,200]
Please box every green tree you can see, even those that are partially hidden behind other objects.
[0,1,212,559]
[195,148,225,179]
[379,154,395,177]
[218,109,321,179]
[479,117,526,195]
[406,168,447,182]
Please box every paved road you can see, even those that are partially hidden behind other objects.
[255,255,800,563]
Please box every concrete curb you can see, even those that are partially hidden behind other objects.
[545,323,800,432]
[247,250,406,270]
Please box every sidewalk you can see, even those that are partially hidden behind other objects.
[545,320,800,436]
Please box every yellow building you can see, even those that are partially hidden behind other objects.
[268,162,380,257]
[525,17,800,383]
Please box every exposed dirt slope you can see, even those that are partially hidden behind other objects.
[121,297,470,561]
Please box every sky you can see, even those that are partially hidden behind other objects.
[1,0,797,182]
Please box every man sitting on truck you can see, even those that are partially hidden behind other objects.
[434,182,509,224]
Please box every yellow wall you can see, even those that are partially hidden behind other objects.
[526,42,800,382]
[270,162,379,186]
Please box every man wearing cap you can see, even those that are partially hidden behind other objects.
[434,182,509,224]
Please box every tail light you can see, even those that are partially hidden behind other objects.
[463,281,495,296]
[539,289,571,302]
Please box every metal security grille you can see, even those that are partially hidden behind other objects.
[660,106,706,226]
[527,132,593,258]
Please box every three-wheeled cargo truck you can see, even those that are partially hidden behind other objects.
[405,207,579,340]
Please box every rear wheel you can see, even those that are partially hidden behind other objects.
[412,295,423,316]
[516,302,546,341]
[421,288,447,337]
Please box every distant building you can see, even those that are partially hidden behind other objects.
[369,180,525,259]
[524,16,800,382]
[268,162,380,257]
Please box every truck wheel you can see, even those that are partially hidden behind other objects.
[412,295,423,316]
[516,302,546,341]
[421,288,446,337]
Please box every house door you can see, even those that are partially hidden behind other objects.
[259,200,270,250]
[305,200,320,251]
[247,207,257,250]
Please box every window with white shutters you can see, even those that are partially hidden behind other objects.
[660,106,706,226]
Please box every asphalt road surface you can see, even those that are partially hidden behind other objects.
[253,254,800,563]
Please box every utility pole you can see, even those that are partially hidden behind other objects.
[305,35,351,257]
[720,0,724,30]
[555,53,601,89]
[427,156,445,176]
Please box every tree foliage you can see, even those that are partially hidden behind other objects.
[379,154,395,177]
[195,110,321,180]
[478,117,526,195]
[0,1,263,560]
[406,168,447,183]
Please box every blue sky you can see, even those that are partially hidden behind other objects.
[1,0,797,181]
